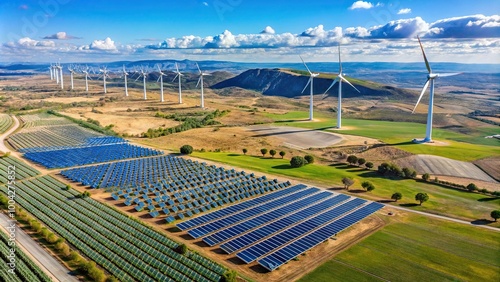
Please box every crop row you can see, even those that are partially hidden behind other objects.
[0,114,13,134]
[0,229,52,282]
[10,176,224,281]
[0,156,40,184]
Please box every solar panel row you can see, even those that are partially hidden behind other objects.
[258,202,383,271]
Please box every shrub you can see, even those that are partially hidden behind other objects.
[260,148,268,157]
[221,270,237,282]
[422,173,430,182]
[342,177,355,190]
[346,155,358,165]
[290,156,306,168]
[357,158,366,166]
[415,192,429,205]
[279,151,286,159]
[180,145,193,155]
[304,155,315,164]
[269,149,277,158]
[242,148,248,155]
[491,210,500,222]
[176,243,188,255]
[365,162,374,169]
[402,167,417,179]
[466,183,478,192]
[361,181,375,192]
[47,233,59,244]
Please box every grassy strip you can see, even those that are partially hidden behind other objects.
[192,152,500,226]
[263,111,500,161]
[299,214,500,282]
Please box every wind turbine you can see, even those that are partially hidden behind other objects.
[98,66,110,94]
[300,56,320,121]
[57,63,64,89]
[412,36,460,143]
[323,44,360,129]
[196,62,210,108]
[54,63,60,85]
[156,64,167,102]
[135,67,148,100]
[49,64,54,80]
[81,66,92,92]
[121,65,129,96]
[68,65,76,90]
[172,63,183,104]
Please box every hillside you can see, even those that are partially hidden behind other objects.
[212,68,417,99]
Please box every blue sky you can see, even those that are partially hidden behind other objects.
[0,0,499,63]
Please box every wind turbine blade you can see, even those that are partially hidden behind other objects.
[175,62,180,73]
[196,77,201,88]
[301,78,311,94]
[412,79,430,113]
[338,44,343,75]
[299,55,312,75]
[340,76,360,93]
[438,72,461,77]
[172,74,179,82]
[195,62,201,74]
[417,36,432,74]
[157,75,161,83]
[323,77,339,94]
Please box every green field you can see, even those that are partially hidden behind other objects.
[192,152,500,226]
[264,111,500,161]
[299,214,500,282]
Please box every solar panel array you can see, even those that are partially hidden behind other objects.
[177,186,383,271]
[62,156,292,221]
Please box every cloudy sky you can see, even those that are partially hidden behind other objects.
[0,0,499,63]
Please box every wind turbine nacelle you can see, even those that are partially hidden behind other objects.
[428,73,438,79]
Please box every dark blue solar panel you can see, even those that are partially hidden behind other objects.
[258,202,383,271]
[187,187,319,239]
[236,198,366,263]
[219,194,350,254]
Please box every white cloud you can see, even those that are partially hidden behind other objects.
[261,26,276,34]
[397,8,412,15]
[89,37,117,51]
[349,1,374,10]
[6,37,55,48]
[43,31,80,40]
[427,14,500,38]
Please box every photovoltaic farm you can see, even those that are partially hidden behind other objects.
[177,186,383,271]
[0,175,226,282]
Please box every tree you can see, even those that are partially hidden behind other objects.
[242,148,248,155]
[279,151,286,159]
[290,156,306,168]
[346,155,358,165]
[180,145,193,155]
[357,158,366,166]
[260,148,268,157]
[491,210,500,222]
[176,243,188,255]
[361,181,375,192]
[391,192,402,202]
[402,167,416,179]
[365,162,374,170]
[269,149,277,158]
[342,177,355,190]
[422,173,430,182]
[304,155,315,164]
[221,270,237,282]
[466,183,478,192]
[415,192,429,205]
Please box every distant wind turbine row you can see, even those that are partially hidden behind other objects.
[45,37,459,143]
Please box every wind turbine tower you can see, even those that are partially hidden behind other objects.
[121,66,129,96]
[300,56,320,121]
[99,67,110,94]
[412,36,460,143]
[196,63,209,108]
[173,63,183,104]
[135,68,149,100]
[323,45,360,129]
[58,64,64,89]
[82,66,92,92]
[55,64,60,84]
[49,64,54,80]
[68,65,76,90]
[156,65,167,102]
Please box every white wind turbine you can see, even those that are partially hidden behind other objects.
[412,36,460,143]
[323,44,360,129]
[196,62,210,108]
[172,63,183,104]
[98,66,110,94]
[49,64,54,80]
[156,64,167,102]
[135,67,149,100]
[121,65,129,97]
[54,63,60,84]
[68,65,76,90]
[57,63,64,89]
[81,66,92,92]
[300,56,320,121]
